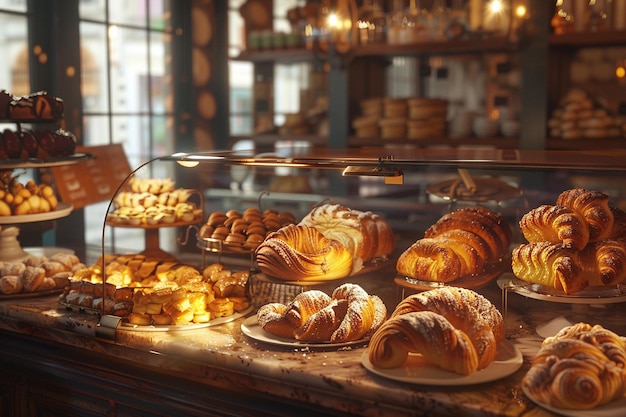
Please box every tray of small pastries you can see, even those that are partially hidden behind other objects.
[106,178,204,227]
[58,256,252,330]
[196,207,297,254]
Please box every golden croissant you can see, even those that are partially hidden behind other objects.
[397,207,512,282]
[368,311,480,375]
[579,239,626,286]
[557,188,614,242]
[519,204,589,250]
[391,287,503,370]
[511,242,586,294]
[255,224,353,281]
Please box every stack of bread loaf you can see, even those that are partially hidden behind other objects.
[396,206,512,285]
[368,287,504,375]
[256,283,387,343]
[0,252,84,295]
[60,261,250,325]
[199,207,296,251]
[352,97,382,138]
[108,177,202,225]
[523,322,626,410]
[547,88,625,140]
[255,203,395,281]
[512,188,626,294]
[0,171,60,216]
[406,98,447,140]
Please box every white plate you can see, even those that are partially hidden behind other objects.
[117,306,253,332]
[361,339,523,386]
[240,315,368,348]
[499,274,626,304]
[522,384,626,417]
[0,202,73,224]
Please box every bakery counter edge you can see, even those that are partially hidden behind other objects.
[0,284,563,417]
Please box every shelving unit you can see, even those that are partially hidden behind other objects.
[233,1,625,152]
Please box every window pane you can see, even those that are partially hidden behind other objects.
[111,115,150,166]
[80,22,108,112]
[109,0,146,27]
[79,0,106,21]
[109,26,149,113]
[0,13,28,95]
[149,31,171,112]
[0,0,26,13]
[152,115,175,156]
[82,115,111,146]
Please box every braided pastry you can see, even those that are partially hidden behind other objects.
[523,323,626,410]
[368,311,479,375]
[397,207,512,283]
[255,224,353,281]
[511,242,586,294]
[256,283,387,343]
[556,188,614,242]
[519,204,589,251]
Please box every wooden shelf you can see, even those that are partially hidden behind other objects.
[546,137,626,150]
[354,36,521,58]
[235,36,522,64]
[549,30,626,48]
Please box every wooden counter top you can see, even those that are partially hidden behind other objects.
[1,270,604,417]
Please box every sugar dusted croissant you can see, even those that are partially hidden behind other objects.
[557,188,614,242]
[424,206,512,260]
[284,290,332,327]
[580,239,626,286]
[523,329,626,410]
[397,207,512,282]
[390,287,503,370]
[368,311,479,375]
[519,204,589,251]
[511,242,586,294]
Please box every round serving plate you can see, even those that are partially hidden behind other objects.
[240,315,369,349]
[498,273,626,304]
[361,339,523,386]
[0,153,91,169]
[0,202,73,224]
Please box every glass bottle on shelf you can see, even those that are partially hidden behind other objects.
[552,0,576,35]
[369,0,388,43]
[357,0,374,44]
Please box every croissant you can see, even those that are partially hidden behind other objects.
[368,311,479,375]
[391,287,503,370]
[519,204,589,250]
[579,239,626,286]
[299,204,395,273]
[330,283,376,343]
[396,236,483,282]
[424,206,512,260]
[397,207,512,282]
[255,224,353,281]
[523,338,626,410]
[556,188,614,242]
[608,207,626,239]
[511,242,586,294]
